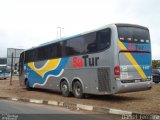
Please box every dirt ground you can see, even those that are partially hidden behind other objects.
[0,76,160,114]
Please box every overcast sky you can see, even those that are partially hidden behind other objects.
[0,0,159,59]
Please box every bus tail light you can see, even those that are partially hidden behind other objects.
[114,66,120,78]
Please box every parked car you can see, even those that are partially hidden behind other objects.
[0,64,11,80]
[152,69,160,83]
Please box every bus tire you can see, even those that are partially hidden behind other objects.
[26,80,32,91]
[61,80,71,97]
[73,81,84,98]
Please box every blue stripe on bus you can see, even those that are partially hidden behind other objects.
[26,57,69,87]
[130,52,152,77]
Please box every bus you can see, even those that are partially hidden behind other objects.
[0,64,11,79]
[19,23,152,98]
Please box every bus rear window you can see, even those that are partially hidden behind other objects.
[118,26,150,44]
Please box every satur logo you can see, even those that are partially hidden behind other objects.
[72,55,99,68]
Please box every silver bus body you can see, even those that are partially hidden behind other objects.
[19,23,152,96]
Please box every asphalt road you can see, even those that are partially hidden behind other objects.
[0,99,122,120]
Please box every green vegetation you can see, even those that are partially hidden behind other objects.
[152,60,160,69]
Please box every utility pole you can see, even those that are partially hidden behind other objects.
[57,27,64,39]
[10,52,13,86]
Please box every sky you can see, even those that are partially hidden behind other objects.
[0,0,159,59]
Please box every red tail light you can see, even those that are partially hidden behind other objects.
[114,66,120,77]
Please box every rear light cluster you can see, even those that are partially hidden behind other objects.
[114,66,120,78]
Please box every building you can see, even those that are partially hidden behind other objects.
[0,58,7,64]
[7,48,24,70]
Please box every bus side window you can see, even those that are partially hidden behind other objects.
[87,43,97,52]
[84,32,97,53]
[96,28,111,51]
[63,36,85,56]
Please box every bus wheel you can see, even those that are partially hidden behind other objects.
[61,80,71,97]
[73,81,84,98]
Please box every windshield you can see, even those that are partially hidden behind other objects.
[118,26,150,44]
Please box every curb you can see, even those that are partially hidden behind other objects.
[0,96,136,115]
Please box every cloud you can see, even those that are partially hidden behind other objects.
[0,0,159,59]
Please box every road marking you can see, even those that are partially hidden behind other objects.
[48,100,58,106]
[77,104,93,111]
[29,99,43,104]
[11,98,18,101]
[109,108,132,115]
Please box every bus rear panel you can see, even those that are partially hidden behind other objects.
[115,24,152,93]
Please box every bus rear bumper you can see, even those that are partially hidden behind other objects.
[116,80,152,93]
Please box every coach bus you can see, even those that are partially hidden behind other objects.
[19,23,152,98]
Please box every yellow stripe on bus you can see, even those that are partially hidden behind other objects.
[28,58,61,77]
[118,40,147,79]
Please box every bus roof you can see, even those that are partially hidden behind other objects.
[23,23,148,52]
[23,23,116,52]
[116,23,149,30]
[23,33,81,52]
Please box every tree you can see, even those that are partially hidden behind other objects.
[152,60,160,69]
